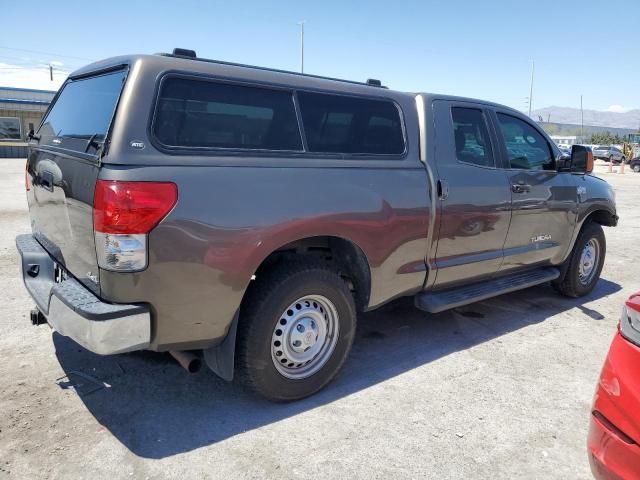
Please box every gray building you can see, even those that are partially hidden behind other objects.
[0,86,55,157]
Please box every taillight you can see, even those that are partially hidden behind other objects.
[619,294,640,346]
[25,163,31,191]
[93,180,177,272]
[94,180,177,234]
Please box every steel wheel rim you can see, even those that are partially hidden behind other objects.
[578,238,600,285]
[271,295,339,379]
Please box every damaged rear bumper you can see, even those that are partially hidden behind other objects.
[15,233,150,355]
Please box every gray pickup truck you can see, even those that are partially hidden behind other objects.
[16,49,617,401]
[592,145,626,164]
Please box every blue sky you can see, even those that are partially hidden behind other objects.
[1,0,638,113]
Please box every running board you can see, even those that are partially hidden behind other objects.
[414,267,560,313]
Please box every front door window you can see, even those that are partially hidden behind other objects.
[496,113,554,171]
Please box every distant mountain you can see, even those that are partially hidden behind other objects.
[531,106,640,130]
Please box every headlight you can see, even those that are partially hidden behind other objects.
[619,294,640,346]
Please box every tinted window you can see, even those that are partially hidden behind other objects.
[39,70,126,150]
[451,108,494,167]
[154,78,302,151]
[297,91,404,155]
[496,113,554,170]
[0,117,21,140]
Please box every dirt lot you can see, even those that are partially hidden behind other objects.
[0,158,638,479]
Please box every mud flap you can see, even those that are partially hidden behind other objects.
[202,311,239,381]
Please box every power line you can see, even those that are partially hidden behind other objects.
[0,65,70,72]
[0,45,93,62]
[0,63,74,72]
[0,53,84,69]
[0,53,43,62]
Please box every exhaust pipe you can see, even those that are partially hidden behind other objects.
[169,350,202,373]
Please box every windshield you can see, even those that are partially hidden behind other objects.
[38,69,127,153]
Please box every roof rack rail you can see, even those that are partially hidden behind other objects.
[366,78,387,88]
[172,48,197,58]
[157,49,384,89]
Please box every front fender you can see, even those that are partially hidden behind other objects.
[560,175,617,264]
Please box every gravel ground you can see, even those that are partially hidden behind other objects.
[0,158,638,479]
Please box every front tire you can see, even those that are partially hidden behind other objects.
[235,262,357,401]
[553,222,606,298]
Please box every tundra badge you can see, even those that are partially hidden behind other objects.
[531,234,551,243]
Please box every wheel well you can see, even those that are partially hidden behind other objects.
[253,236,371,311]
[585,209,617,227]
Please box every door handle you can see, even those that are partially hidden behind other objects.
[437,179,450,200]
[511,183,530,194]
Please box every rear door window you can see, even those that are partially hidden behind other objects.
[38,69,127,153]
[451,107,494,167]
[153,77,303,151]
[297,91,405,155]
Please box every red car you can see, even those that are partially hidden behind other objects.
[588,292,640,479]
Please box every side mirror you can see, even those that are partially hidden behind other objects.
[570,145,594,174]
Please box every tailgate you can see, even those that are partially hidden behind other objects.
[27,68,127,294]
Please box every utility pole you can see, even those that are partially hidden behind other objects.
[298,21,305,73]
[49,64,53,81]
[528,60,534,118]
[580,95,584,143]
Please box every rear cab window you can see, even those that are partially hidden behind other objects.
[38,69,127,155]
[151,75,406,158]
[297,91,405,155]
[153,77,303,151]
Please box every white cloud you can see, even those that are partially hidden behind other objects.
[606,105,629,113]
[0,62,66,91]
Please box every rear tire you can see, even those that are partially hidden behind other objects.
[235,261,357,401]
[633,164,640,173]
[552,222,606,298]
